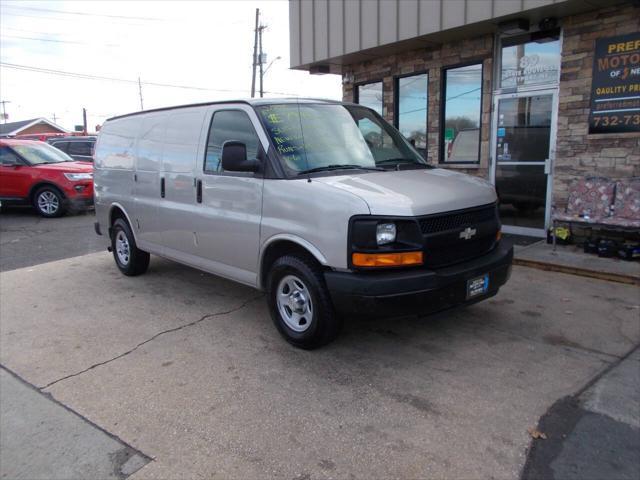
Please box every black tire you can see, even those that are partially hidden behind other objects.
[33,186,66,218]
[267,254,342,349]
[111,218,150,276]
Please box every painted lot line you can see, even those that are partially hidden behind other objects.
[1,252,638,479]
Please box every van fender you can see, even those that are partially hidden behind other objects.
[258,234,328,289]
[108,202,138,242]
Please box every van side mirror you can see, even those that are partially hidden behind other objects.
[221,141,259,173]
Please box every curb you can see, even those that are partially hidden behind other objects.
[513,258,640,286]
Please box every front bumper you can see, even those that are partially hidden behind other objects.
[324,241,513,317]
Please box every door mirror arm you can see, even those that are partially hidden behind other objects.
[221,141,259,173]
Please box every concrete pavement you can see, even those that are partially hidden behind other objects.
[0,368,149,479]
[523,348,640,480]
[1,251,638,478]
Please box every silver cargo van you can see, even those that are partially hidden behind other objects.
[94,99,513,349]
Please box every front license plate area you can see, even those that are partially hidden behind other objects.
[467,274,489,299]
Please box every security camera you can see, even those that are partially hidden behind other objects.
[539,17,558,31]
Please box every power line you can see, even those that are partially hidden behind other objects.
[0,62,300,96]
[0,11,143,25]
[2,4,164,21]
[0,34,119,47]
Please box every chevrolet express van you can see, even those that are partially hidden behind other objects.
[93,99,513,349]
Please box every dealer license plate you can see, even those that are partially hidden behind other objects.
[467,274,489,299]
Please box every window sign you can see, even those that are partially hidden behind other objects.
[396,73,428,156]
[588,33,640,134]
[441,63,482,163]
[356,81,383,115]
[501,34,561,88]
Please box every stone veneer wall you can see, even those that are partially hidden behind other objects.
[342,1,640,210]
[554,2,640,210]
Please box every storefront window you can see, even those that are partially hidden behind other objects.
[500,32,561,89]
[355,81,383,115]
[441,63,482,163]
[396,73,428,157]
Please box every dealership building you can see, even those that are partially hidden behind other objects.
[289,0,639,237]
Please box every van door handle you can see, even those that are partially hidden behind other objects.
[196,179,202,203]
[160,177,165,198]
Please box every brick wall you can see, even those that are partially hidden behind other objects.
[554,2,640,209]
[342,34,494,177]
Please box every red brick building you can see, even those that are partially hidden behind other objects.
[0,118,68,139]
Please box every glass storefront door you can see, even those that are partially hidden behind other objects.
[491,91,557,236]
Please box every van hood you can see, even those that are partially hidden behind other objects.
[315,168,497,216]
[33,161,93,173]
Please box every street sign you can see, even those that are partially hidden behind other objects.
[445,128,454,141]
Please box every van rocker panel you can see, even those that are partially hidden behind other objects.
[324,241,513,317]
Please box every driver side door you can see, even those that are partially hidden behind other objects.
[0,147,31,199]
[192,105,266,286]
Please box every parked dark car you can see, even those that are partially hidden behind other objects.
[47,136,97,162]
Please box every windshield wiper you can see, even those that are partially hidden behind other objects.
[376,158,431,169]
[298,164,384,175]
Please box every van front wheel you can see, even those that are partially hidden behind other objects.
[111,218,150,276]
[267,255,342,349]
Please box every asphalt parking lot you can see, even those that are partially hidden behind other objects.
[1,209,639,479]
[0,206,103,272]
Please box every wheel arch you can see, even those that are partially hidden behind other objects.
[28,182,66,202]
[258,235,328,291]
[108,203,138,242]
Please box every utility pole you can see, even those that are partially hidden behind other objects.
[0,100,10,124]
[251,8,259,98]
[259,23,265,98]
[52,113,58,123]
[82,108,87,135]
[138,76,144,110]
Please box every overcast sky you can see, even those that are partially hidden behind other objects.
[0,0,342,132]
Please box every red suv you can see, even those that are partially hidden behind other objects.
[0,139,94,217]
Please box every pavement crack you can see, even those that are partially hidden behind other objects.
[39,294,264,390]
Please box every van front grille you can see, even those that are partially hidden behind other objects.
[424,236,497,268]
[419,204,498,234]
[418,204,500,268]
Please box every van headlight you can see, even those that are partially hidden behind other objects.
[376,222,396,245]
[64,173,93,181]
[349,216,424,269]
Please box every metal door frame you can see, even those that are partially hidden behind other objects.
[490,87,559,237]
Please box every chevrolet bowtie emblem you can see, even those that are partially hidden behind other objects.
[459,227,477,240]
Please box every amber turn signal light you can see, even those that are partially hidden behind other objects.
[352,251,423,267]
[496,230,502,241]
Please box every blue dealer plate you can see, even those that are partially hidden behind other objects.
[467,274,489,299]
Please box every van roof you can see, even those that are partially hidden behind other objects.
[106,97,355,122]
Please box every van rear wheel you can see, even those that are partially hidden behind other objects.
[111,218,149,276]
[267,254,342,349]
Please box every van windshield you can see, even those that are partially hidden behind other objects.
[256,103,427,175]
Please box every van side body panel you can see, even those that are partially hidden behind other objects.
[94,117,140,247]
[134,112,166,248]
[160,108,208,255]
[260,179,370,273]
